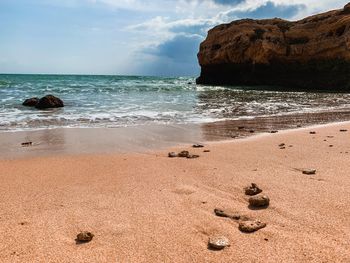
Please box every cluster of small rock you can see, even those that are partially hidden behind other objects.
[208,183,269,250]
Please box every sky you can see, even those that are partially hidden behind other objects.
[0,0,348,76]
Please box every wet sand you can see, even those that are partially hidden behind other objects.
[0,122,350,262]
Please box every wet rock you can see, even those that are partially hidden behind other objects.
[208,236,230,250]
[192,144,204,148]
[21,142,33,147]
[239,220,267,233]
[168,152,177,158]
[244,183,262,196]
[302,169,316,175]
[22,97,39,107]
[76,232,94,243]
[249,194,270,208]
[76,231,94,243]
[214,208,241,220]
[178,151,190,158]
[35,95,64,109]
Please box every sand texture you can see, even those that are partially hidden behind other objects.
[0,123,350,262]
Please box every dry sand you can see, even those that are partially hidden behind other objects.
[0,122,350,262]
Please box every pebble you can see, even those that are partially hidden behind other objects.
[214,208,241,220]
[192,144,204,148]
[309,131,316,134]
[208,236,230,250]
[21,142,33,147]
[239,220,267,233]
[76,231,94,243]
[168,152,177,158]
[279,143,285,147]
[244,183,262,196]
[249,130,255,133]
[203,150,211,153]
[187,154,200,159]
[178,151,190,158]
[249,194,270,208]
[270,130,278,134]
[340,129,348,132]
[302,169,316,175]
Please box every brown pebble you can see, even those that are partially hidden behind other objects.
[178,151,190,158]
[329,145,334,147]
[249,194,270,208]
[302,169,316,175]
[192,144,204,148]
[244,183,262,196]
[279,143,285,147]
[340,129,348,132]
[214,209,241,220]
[203,150,210,153]
[21,142,33,147]
[168,152,177,158]
[270,130,278,133]
[239,220,267,233]
[208,236,230,250]
[187,154,200,159]
[309,131,316,134]
[76,231,94,243]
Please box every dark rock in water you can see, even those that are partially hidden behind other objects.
[208,236,230,250]
[192,144,204,148]
[76,231,94,243]
[168,152,177,158]
[196,4,350,90]
[22,97,39,107]
[249,194,270,208]
[244,183,262,196]
[302,169,316,175]
[178,151,190,158]
[35,95,64,109]
[239,220,267,233]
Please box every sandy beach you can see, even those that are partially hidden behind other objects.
[0,122,350,262]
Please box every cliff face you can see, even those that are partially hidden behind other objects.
[197,3,350,90]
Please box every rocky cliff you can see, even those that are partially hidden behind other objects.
[197,3,350,90]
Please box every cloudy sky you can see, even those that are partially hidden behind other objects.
[0,0,348,76]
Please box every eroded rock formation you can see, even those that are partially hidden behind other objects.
[197,3,350,90]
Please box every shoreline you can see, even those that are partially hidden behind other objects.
[2,108,350,159]
[0,120,349,262]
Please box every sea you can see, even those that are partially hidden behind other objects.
[1,74,350,132]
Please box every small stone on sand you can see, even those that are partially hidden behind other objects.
[178,151,190,158]
[310,131,316,134]
[187,154,200,159]
[270,130,278,133]
[340,129,348,132]
[192,144,204,148]
[249,194,270,208]
[279,143,285,147]
[249,130,255,133]
[208,236,230,250]
[214,209,241,220]
[239,220,267,233]
[244,183,262,196]
[302,169,316,175]
[203,150,211,153]
[329,145,334,147]
[21,142,33,147]
[168,152,177,158]
[76,231,94,243]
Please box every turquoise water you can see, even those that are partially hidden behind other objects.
[1,74,350,131]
